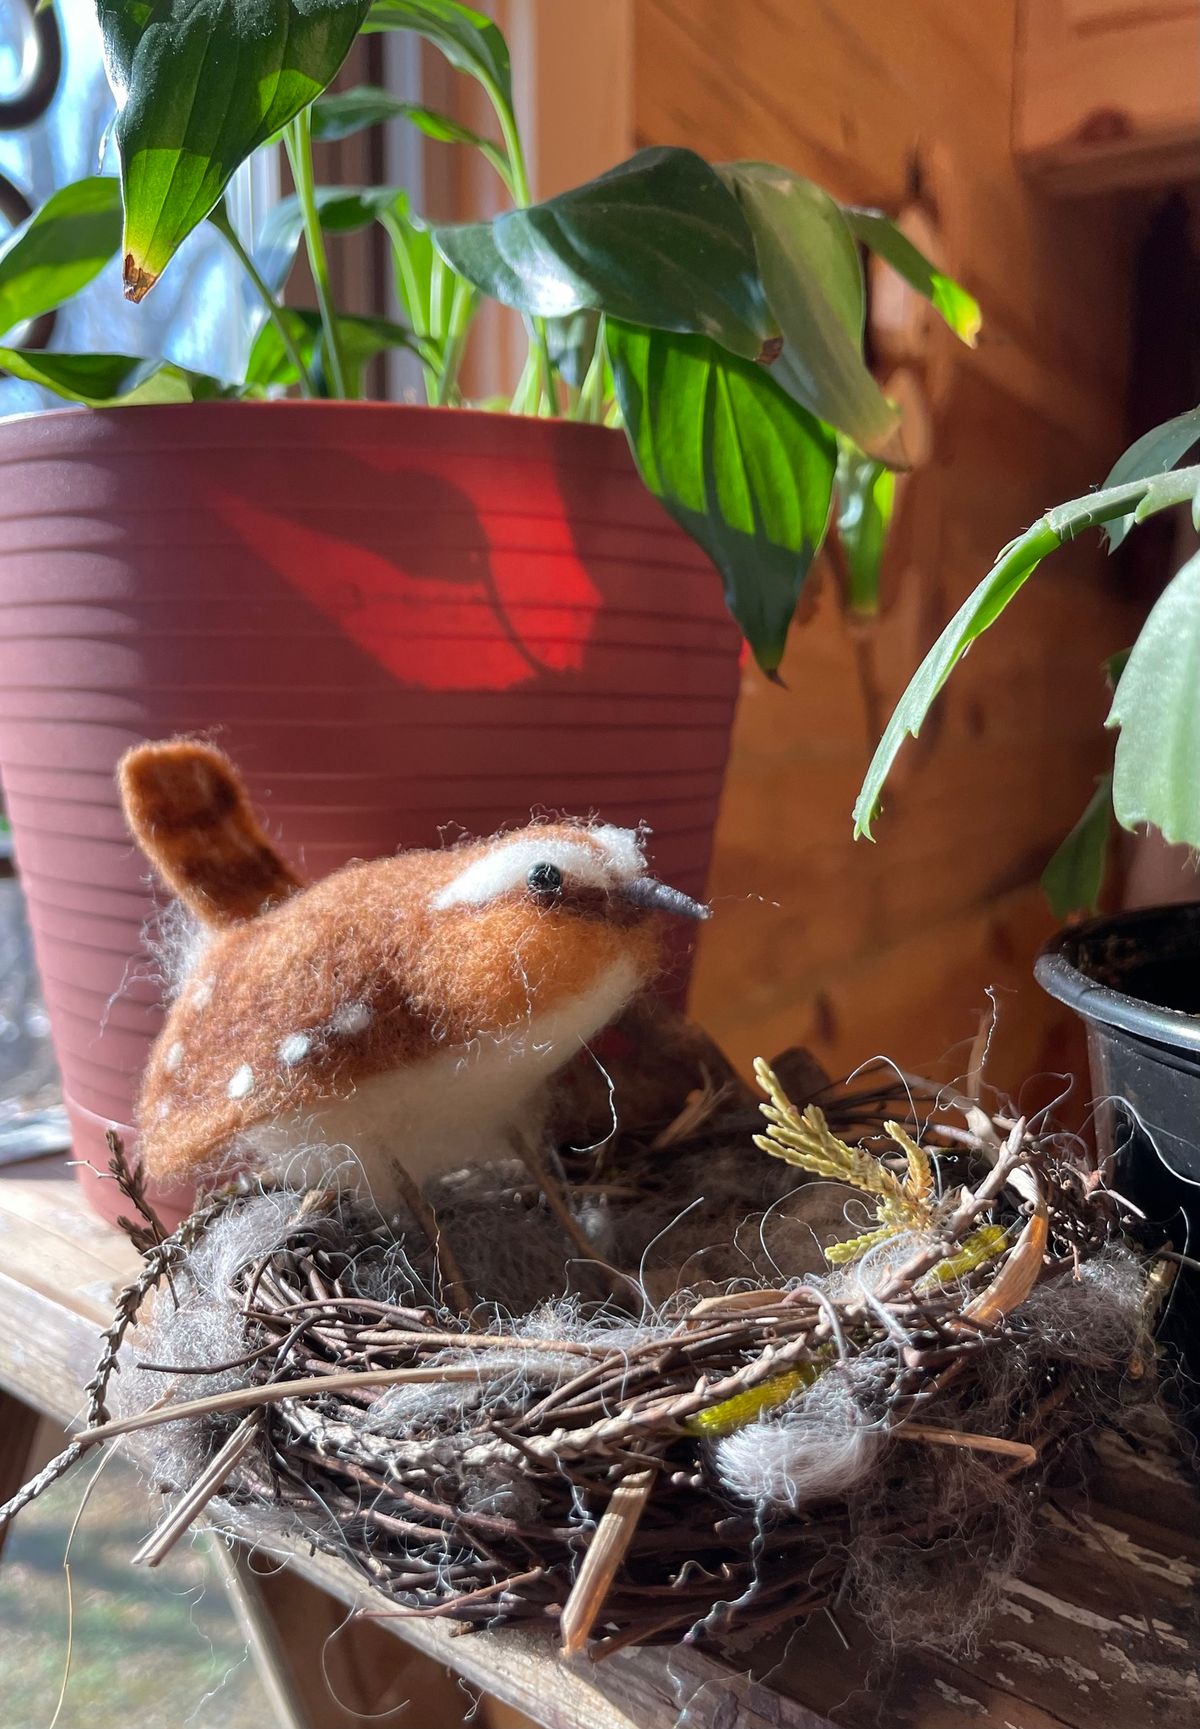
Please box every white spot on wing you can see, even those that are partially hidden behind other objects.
[191,975,215,1010]
[228,1063,254,1100]
[330,1001,371,1036]
[164,1040,184,1074]
[278,1032,311,1067]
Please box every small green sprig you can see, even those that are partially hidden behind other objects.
[753,1057,933,1235]
[751,1058,1006,1283]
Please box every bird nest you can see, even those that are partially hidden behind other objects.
[3,1035,1163,1658]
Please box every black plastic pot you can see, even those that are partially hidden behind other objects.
[1036,904,1200,1391]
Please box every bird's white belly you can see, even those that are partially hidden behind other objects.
[244,955,639,1201]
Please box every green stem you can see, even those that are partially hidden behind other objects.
[483,77,556,414]
[382,212,438,405]
[284,109,347,400]
[574,318,608,424]
[437,276,476,406]
[429,249,446,345]
[508,347,538,416]
[210,206,314,399]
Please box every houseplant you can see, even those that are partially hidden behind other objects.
[853,405,1200,1374]
[0,0,976,1188]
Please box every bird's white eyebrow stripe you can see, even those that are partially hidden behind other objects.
[589,824,648,877]
[431,830,645,910]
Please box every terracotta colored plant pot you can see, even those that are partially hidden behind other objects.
[0,402,741,1226]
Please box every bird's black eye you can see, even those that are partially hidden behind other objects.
[527,861,564,899]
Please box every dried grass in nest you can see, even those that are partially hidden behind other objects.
[1,1044,1163,1658]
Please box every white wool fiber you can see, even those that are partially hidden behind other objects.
[432,825,645,910]
[824,1228,941,1300]
[180,1189,308,1298]
[144,895,211,999]
[115,1191,316,1484]
[369,1346,576,1438]
[714,1365,886,1511]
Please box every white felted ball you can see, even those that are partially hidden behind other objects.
[714,1367,885,1511]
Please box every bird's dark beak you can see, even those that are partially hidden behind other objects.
[622,876,711,921]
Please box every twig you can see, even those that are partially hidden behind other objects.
[898,1424,1038,1466]
[77,1363,516,1444]
[132,1414,262,1566]
[386,1158,473,1317]
[560,1463,658,1656]
[0,1198,224,1531]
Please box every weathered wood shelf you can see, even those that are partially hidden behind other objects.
[0,1158,1196,1729]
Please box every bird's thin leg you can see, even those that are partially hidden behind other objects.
[387,1158,473,1318]
[517,1131,625,1292]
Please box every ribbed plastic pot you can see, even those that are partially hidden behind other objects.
[1036,904,1200,1401]
[0,402,742,1224]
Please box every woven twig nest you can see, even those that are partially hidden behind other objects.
[4,1040,1161,1658]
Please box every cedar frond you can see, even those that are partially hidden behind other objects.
[887,1120,934,1204]
[753,1060,938,1221]
[753,1059,908,1203]
[823,1224,900,1266]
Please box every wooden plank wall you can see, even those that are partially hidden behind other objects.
[634,1,1147,1099]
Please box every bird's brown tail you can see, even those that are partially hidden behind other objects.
[118,738,303,926]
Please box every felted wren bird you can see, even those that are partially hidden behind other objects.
[120,739,710,1206]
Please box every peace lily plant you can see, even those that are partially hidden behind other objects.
[0,0,980,676]
[854,407,1200,911]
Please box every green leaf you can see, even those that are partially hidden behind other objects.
[98,0,372,299]
[246,306,422,396]
[607,318,836,674]
[0,177,122,339]
[1103,406,1200,550]
[718,164,901,460]
[376,194,440,336]
[365,0,511,108]
[434,147,775,361]
[841,207,981,345]
[836,440,895,613]
[545,309,601,390]
[312,84,510,181]
[1041,775,1113,918]
[852,464,1200,839]
[0,346,229,405]
[1109,547,1200,848]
